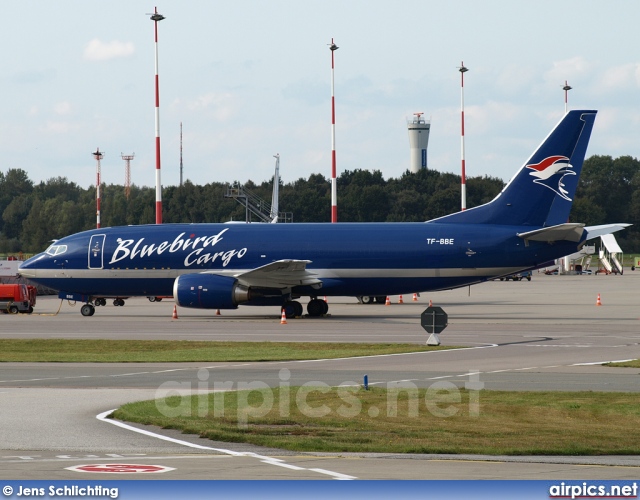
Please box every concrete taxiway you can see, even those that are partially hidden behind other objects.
[1,272,639,479]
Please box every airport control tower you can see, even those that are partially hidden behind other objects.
[407,112,431,173]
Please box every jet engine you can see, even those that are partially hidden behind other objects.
[173,274,251,309]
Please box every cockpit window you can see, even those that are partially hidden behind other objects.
[45,244,68,256]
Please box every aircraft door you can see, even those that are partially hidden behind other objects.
[88,234,106,269]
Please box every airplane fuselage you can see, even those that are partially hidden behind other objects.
[20,221,579,299]
[17,110,600,317]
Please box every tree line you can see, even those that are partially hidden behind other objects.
[1,154,639,254]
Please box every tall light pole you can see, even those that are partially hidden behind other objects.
[92,148,103,229]
[329,38,339,223]
[458,62,468,211]
[149,7,165,224]
[563,80,572,114]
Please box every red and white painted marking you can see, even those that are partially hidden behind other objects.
[66,463,175,473]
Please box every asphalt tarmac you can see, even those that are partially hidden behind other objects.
[1,271,639,480]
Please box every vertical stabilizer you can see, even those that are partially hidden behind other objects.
[433,110,597,227]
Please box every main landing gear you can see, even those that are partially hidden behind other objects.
[307,297,329,317]
[282,298,328,318]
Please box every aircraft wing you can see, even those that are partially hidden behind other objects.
[233,259,322,289]
[583,223,632,240]
[517,223,585,244]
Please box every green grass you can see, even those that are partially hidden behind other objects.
[113,387,640,455]
[0,339,452,363]
[605,359,640,368]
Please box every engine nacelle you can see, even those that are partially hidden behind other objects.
[173,273,250,309]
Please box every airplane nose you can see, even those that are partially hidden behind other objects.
[18,262,33,278]
[18,254,43,278]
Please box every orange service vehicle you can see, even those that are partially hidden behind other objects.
[0,283,36,314]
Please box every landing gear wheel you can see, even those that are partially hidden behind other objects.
[148,297,156,302]
[282,300,304,318]
[95,298,106,307]
[81,304,95,316]
[361,296,373,304]
[113,298,125,307]
[307,298,328,317]
[283,300,303,318]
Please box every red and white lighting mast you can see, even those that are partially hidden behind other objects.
[92,148,103,229]
[458,62,468,211]
[329,38,339,223]
[563,80,572,114]
[149,7,165,224]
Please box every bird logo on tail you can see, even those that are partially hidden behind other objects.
[526,155,575,201]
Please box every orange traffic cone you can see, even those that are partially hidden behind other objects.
[172,305,178,319]
[596,293,602,306]
[429,299,433,307]
[385,296,391,306]
[324,296,327,302]
[398,295,404,304]
[412,293,418,302]
[216,309,221,316]
[280,309,288,324]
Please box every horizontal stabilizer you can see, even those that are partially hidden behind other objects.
[517,223,585,243]
[233,259,322,288]
[584,223,631,240]
[600,233,623,254]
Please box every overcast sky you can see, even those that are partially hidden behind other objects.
[1,1,639,189]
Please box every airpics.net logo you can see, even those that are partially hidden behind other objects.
[549,482,638,499]
[153,368,484,426]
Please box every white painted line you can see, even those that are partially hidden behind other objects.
[294,344,498,364]
[309,468,356,480]
[96,410,356,480]
[261,460,305,471]
[0,378,61,383]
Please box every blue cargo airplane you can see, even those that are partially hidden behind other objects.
[18,110,625,317]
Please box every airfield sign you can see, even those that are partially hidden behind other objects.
[420,306,448,334]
